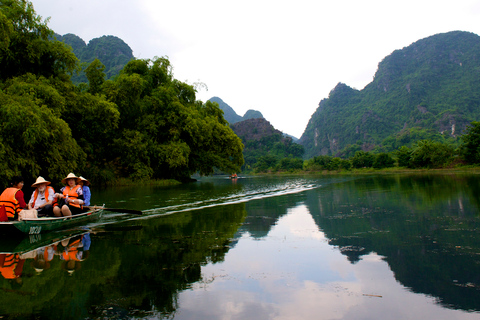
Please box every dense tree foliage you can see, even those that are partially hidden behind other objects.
[460,121,480,164]
[0,1,243,186]
[0,0,78,80]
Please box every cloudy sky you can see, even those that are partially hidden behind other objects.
[31,0,480,138]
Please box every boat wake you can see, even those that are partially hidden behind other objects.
[134,180,318,220]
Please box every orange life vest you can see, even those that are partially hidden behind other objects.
[32,186,55,208]
[62,185,82,209]
[0,188,21,219]
[0,254,24,279]
[62,238,82,261]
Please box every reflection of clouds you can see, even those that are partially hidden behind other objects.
[274,204,326,241]
[175,204,479,320]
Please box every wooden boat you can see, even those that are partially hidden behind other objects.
[0,206,104,235]
[0,229,89,254]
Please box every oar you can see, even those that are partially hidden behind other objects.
[85,206,143,215]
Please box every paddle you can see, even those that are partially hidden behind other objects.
[85,206,143,215]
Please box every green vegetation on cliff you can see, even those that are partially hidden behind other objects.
[300,31,480,159]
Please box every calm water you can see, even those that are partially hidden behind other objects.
[1,174,480,319]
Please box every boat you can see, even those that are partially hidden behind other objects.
[0,229,89,254]
[0,206,104,235]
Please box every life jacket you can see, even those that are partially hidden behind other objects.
[0,254,24,279]
[62,238,83,261]
[0,188,21,219]
[32,186,56,208]
[62,185,82,209]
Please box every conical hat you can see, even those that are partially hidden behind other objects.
[31,176,51,187]
[79,176,90,186]
[61,173,80,184]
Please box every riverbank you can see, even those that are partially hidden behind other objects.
[250,165,480,176]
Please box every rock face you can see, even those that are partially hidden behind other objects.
[230,118,283,142]
[299,31,480,159]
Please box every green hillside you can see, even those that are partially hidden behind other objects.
[55,33,134,83]
[299,31,480,159]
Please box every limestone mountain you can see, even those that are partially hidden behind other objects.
[230,118,304,169]
[299,31,480,159]
[55,34,134,83]
[208,97,263,124]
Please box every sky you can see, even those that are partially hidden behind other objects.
[30,0,480,138]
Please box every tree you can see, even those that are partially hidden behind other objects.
[0,0,78,80]
[351,151,375,168]
[396,146,412,167]
[409,140,454,168]
[373,153,395,169]
[460,121,480,164]
[0,82,85,184]
[85,58,105,94]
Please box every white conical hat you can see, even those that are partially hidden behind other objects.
[31,176,51,187]
[61,173,80,184]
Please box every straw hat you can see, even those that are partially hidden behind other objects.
[61,173,80,184]
[31,176,51,187]
[79,176,90,186]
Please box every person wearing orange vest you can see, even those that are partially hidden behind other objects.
[53,173,84,217]
[0,176,27,220]
[28,176,55,217]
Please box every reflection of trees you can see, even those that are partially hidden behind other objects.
[87,203,247,318]
[239,196,297,239]
[306,174,480,311]
[0,204,246,319]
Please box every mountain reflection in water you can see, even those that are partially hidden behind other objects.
[0,174,479,319]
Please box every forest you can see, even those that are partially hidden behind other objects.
[0,0,244,187]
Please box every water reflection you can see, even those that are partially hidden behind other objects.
[0,174,479,319]
[306,174,480,312]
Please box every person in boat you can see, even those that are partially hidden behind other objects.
[53,173,84,217]
[28,176,55,217]
[230,173,238,179]
[78,176,91,207]
[0,176,28,220]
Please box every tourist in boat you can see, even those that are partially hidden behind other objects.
[53,173,84,217]
[0,176,27,220]
[28,176,55,217]
[78,176,91,207]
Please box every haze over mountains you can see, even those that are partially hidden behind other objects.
[59,31,480,160]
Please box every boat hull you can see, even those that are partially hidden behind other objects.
[0,208,103,235]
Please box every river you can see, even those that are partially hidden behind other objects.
[1,173,480,319]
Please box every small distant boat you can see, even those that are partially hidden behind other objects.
[0,206,104,235]
[230,174,238,179]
